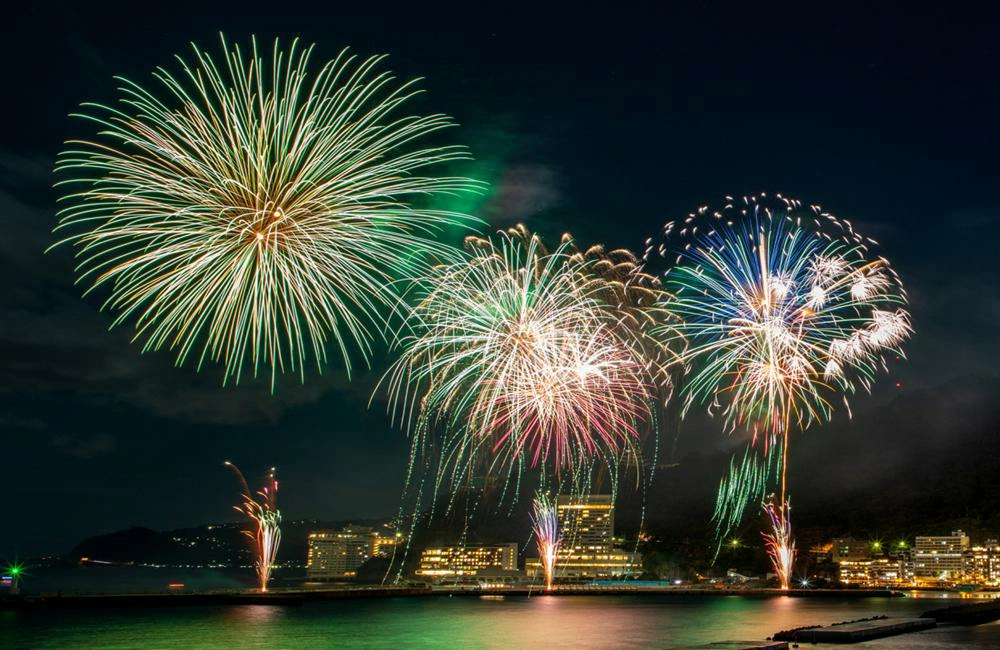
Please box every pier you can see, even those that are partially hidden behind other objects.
[772,616,935,643]
[680,642,789,649]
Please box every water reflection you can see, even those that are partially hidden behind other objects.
[4,594,1000,649]
[906,589,1000,600]
[220,604,285,624]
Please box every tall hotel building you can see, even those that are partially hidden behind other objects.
[558,494,615,554]
[306,525,402,579]
[526,494,641,580]
[913,530,969,581]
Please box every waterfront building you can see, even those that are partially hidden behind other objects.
[831,537,868,563]
[725,569,761,584]
[306,525,375,579]
[525,550,642,580]
[372,530,403,558]
[557,494,614,554]
[962,540,1000,585]
[913,530,969,582]
[964,545,991,584]
[809,542,833,563]
[525,494,640,580]
[891,548,916,583]
[415,544,520,582]
[987,539,1000,584]
[826,531,1000,587]
[837,557,903,586]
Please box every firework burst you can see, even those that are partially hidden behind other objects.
[648,192,911,584]
[53,35,480,387]
[564,235,684,402]
[384,227,656,511]
[651,194,910,437]
[530,491,563,590]
[225,462,281,592]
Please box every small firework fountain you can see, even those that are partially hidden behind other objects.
[762,497,795,591]
[530,492,563,590]
[225,462,281,592]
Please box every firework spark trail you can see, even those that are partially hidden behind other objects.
[53,35,481,387]
[712,442,782,541]
[762,498,795,591]
[225,462,281,592]
[530,492,562,590]
[648,192,911,583]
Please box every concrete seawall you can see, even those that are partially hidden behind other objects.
[773,617,935,643]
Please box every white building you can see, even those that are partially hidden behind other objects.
[307,526,374,579]
[913,530,969,581]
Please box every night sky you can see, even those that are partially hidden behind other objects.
[4,3,1000,556]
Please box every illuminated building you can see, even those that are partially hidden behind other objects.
[372,531,403,558]
[837,558,903,586]
[306,524,405,580]
[557,494,614,554]
[525,551,641,580]
[306,526,375,579]
[913,530,969,582]
[809,542,833,563]
[415,544,519,582]
[891,548,915,583]
[830,536,905,586]
[831,537,868,563]
[964,545,991,584]
[962,540,1000,585]
[524,494,641,580]
[986,539,1000,584]
[827,531,1000,587]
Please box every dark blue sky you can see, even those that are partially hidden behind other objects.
[3,2,999,556]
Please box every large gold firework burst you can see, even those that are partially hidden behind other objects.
[54,36,480,386]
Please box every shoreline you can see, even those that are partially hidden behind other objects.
[1,586,905,610]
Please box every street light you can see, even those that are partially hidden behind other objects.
[4,562,24,595]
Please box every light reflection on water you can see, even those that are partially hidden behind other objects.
[218,604,286,625]
[4,594,1000,649]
